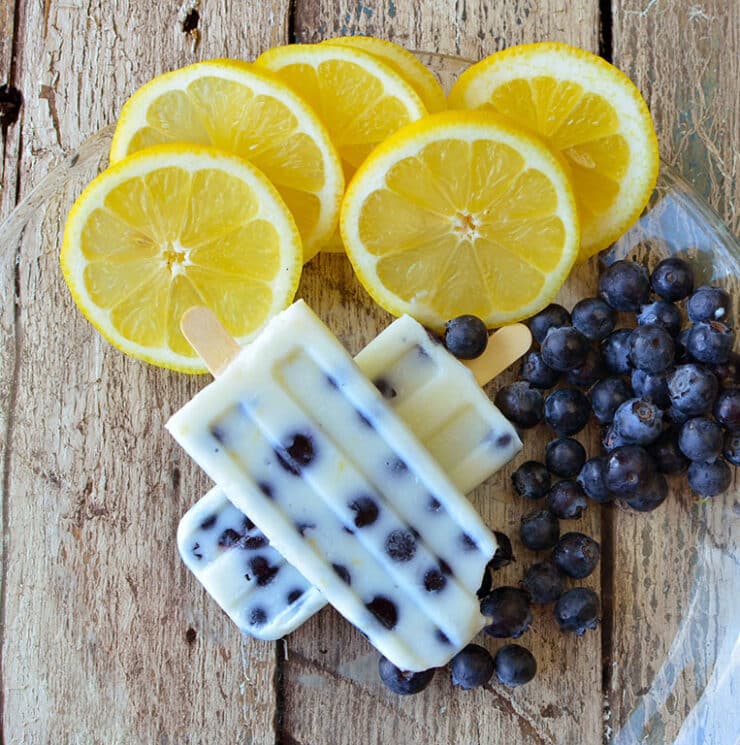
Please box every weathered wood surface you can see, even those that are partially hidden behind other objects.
[0,1,737,743]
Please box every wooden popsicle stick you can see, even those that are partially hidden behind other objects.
[181,306,240,377]
[463,323,532,386]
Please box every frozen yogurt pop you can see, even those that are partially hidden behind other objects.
[178,314,527,641]
[168,301,528,670]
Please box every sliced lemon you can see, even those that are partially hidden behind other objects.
[321,36,446,113]
[255,44,427,185]
[61,145,302,373]
[448,42,659,260]
[109,60,343,261]
[340,110,580,329]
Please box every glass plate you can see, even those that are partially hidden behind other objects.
[1,52,737,745]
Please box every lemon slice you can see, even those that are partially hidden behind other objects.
[61,145,302,373]
[340,110,580,329]
[321,36,446,113]
[109,60,343,261]
[448,42,659,260]
[255,44,427,184]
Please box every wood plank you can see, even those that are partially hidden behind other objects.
[1,1,290,740]
[609,2,739,742]
[284,4,603,744]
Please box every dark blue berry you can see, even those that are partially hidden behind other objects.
[590,376,633,424]
[374,378,397,399]
[674,327,693,364]
[599,260,650,311]
[628,324,675,373]
[715,352,740,387]
[527,303,571,344]
[577,456,613,502]
[601,329,634,375]
[686,285,731,323]
[686,322,735,365]
[631,368,671,409]
[650,257,694,301]
[612,398,663,445]
[668,364,718,415]
[348,495,380,527]
[494,382,544,429]
[723,431,740,466]
[648,429,689,474]
[481,587,532,638]
[378,657,434,695]
[623,472,669,512]
[637,300,682,337]
[511,460,550,500]
[519,350,560,389]
[604,445,655,495]
[450,644,494,689]
[553,532,600,578]
[541,326,589,371]
[490,531,515,569]
[546,480,588,519]
[385,529,416,561]
[521,561,563,604]
[444,315,489,359]
[276,432,316,474]
[687,459,732,497]
[493,644,537,687]
[555,588,600,635]
[602,424,632,451]
[366,596,398,629]
[545,437,586,477]
[679,418,723,463]
[544,388,591,435]
[571,297,616,341]
[520,509,560,550]
[565,346,605,387]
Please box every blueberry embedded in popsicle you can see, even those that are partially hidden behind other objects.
[248,556,280,586]
[348,495,380,527]
[243,533,269,550]
[332,563,352,585]
[257,481,274,499]
[423,567,447,592]
[373,377,397,399]
[385,529,417,561]
[286,588,304,604]
[248,608,268,627]
[427,496,443,513]
[218,528,242,548]
[200,514,217,530]
[275,432,317,474]
[366,596,399,630]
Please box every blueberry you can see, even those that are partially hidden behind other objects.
[687,459,732,497]
[511,461,550,500]
[444,315,489,359]
[553,532,600,579]
[604,445,655,495]
[450,644,494,689]
[650,257,694,301]
[668,364,719,415]
[366,596,399,630]
[715,353,740,387]
[493,644,537,687]
[248,608,268,627]
[248,556,280,586]
[348,495,380,527]
[686,322,735,365]
[423,567,446,592]
[648,429,689,474]
[332,563,352,585]
[599,260,650,311]
[628,324,675,373]
[494,382,544,429]
[546,480,588,519]
[723,431,740,466]
[490,531,515,569]
[602,424,632,452]
[218,528,242,548]
[527,303,571,344]
[385,529,417,561]
[565,346,605,387]
[520,350,560,389]
[601,329,634,375]
[631,368,671,409]
[637,300,682,337]
[276,432,316,474]
[374,378,397,399]
[481,587,532,638]
[577,456,614,502]
[679,417,724,463]
[544,388,591,436]
[622,472,669,512]
[521,561,563,604]
[571,297,616,341]
[686,285,731,323]
[612,398,663,445]
[541,326,590,371]
[590,376,633,424]
[520,509,560,551]
[545,438,586,478]
[554,588,600,635]
[378,657,434,695]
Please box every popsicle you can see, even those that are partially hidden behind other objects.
[178,315,527,640]
[168,301,527,670]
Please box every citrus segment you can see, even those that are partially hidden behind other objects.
[61,145,302,372]
[109,60,343,260]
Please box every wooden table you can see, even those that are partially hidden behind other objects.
[1,2,738,743]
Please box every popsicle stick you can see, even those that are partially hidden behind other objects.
[181,306,240,377]
[464,323,532,386]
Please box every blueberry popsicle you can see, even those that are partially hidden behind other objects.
[178,314,524,640]
[168,301,516,670]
